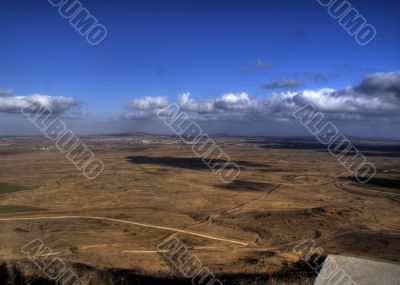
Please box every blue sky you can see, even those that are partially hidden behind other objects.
[0,0,399,137]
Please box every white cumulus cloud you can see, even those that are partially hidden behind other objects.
[126,71,400,122]
[0,93,81,114]
[130,96,168,110]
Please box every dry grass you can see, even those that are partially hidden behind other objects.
[0,136,399,284]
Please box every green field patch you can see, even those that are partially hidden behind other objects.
[0,205,44,213]
[0,182,27,194]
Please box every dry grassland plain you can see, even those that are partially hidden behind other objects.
[0,135,399,284]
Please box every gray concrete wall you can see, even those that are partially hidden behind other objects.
[314,255,400,285]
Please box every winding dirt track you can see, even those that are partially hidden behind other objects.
[335,182,400,203]
[222,184,281,214]
[157,183,281,242]
[2,182,400,256]
[0,215,250,246]
[243,227,400,253]
[1,214,400,257]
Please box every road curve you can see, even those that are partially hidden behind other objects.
[335,182,400,203]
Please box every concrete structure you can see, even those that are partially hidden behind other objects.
[314,255,400,285]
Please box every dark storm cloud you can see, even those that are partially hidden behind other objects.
[354,71,400,96]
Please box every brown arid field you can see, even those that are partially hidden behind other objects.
[0,135,399,284]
